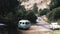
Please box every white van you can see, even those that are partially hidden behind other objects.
[50,22,60,30]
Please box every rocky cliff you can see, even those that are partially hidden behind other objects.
[20,0,51,11]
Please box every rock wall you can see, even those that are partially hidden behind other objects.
[20,0,51,11]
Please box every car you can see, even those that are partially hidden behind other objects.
[49,22,60,30]
[18,20,31,30]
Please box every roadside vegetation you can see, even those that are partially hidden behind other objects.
[51,30,60,34]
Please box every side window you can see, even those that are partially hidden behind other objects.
[25,22,29,24]
[19,22,21,24]
[23,22,24,24]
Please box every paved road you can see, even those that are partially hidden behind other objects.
[29,25,51,31]
[20,25,51,34]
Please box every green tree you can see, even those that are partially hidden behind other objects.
[0,0,22,34]
[32,3,38,14]
[50,0,60,10]
[47,7,60,21]
[16,5,26,20]
[26,10,37,24]
[39,9,50,16]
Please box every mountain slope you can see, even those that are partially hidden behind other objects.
[20,0,51,11]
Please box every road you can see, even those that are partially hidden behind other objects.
[19,25,51,34]
[29,25,51,31]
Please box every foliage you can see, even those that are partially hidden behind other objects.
[46,0,60,22]
[16,5,27,20]
[47,7,60,21]
[49,0,60,10]
[0,0,19,24]
[25,10,37,24]
[39,9,50,16]
[57,20,60,25]
[0,0,20,34]
[32,3,38,14]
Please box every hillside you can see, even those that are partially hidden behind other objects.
[20,0,51,11]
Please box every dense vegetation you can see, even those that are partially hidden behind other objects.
[47,7,60,21]
[0,0,19,34]
[47,0,60,22]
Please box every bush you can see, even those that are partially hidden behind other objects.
[26,10,37,24]
[47,7,60,21]
[39,9,50,16]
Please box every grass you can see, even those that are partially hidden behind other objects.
[51,30,60,34]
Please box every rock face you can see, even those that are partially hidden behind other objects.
[20,0,51,10]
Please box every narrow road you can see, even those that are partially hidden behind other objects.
[19,25,51,34]
[29,25,51,31]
